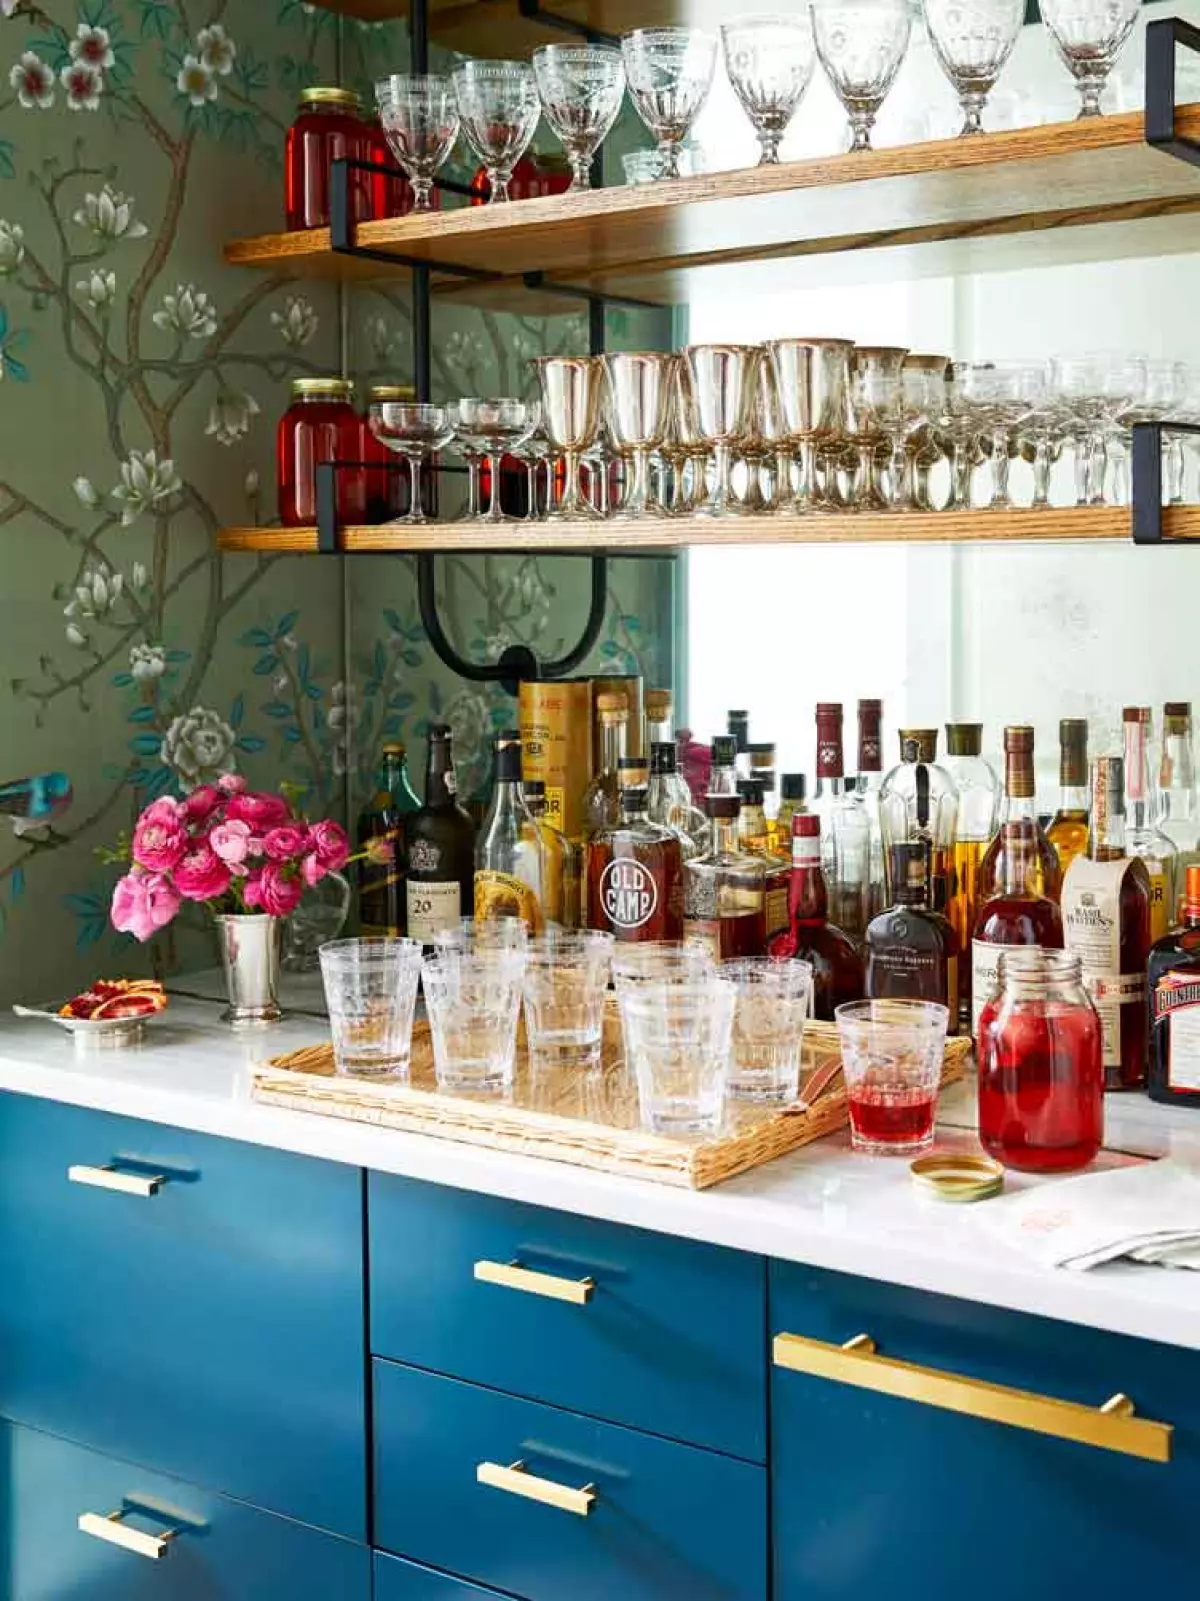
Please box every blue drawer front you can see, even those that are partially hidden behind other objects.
[770,1261,1194,1599]
[375,1552,508,1600]
[369,1174,766,1461]
[0,1419,369,1601]
[373,1359,768,1601]
[0,1092,366,1540]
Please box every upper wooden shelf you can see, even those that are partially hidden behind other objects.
[306,0,719,55]
[225,106,1200,304]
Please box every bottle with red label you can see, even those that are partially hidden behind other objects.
[812,702,872,946]
[585,781,683,942]
[1146,866,1200,1106]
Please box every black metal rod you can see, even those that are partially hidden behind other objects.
[588,296,605,358]
[413,264,432,402]
[411,0,429,74]
[1145,17,1200,169]
[521,270,663,313]
[542,556,609,675]
[417,554,511,682]
[1131,418,1200,544]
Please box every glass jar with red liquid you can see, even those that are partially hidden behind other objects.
[285,86,371,231]
[278,377,367,527]
[977,946,1104,1173]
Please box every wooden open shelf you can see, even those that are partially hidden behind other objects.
[217,505,1200,555]
[306,0,722,55]
[225,107,1200,305]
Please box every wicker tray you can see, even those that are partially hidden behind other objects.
[254,1009,970,1190]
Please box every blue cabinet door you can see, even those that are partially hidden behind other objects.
[375,1552,508,1600]
[373,1358,768,1601]
[0,1419,369,1601]
[0,1092,366,1539]
[771,1261,1193,1599]
[369,1173,766,1461]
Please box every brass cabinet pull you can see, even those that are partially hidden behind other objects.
[477,1459,596,1516]
[78,1509,177,1560]
[68,1165,166,1198]
[474,1258,595,1305]
[773,1332,1172,1463]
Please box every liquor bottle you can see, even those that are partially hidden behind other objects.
[976,725,1060,905]
[747,743,778,819]
[856,698,886,918]
[727,709,750,776]
[879,728,957,915]
[474,730,545,931]
[525,780,580,928]
[865,842,959,1017]
[581,691,629,837]
[647,741,705,857]
[812,702,872,945]
[768,813,865,1021]
[519,677,593,844]
[737,778,790,943]
[585,781,684,942]
[404,724,475,947]
[944,721,1001,1031]
[1047,717,1090,878]
[1123,706,1177,943]
[1148,863,1200,1108]
[709,734,740,797]
[357,741,420,936]
[1062,755,1151,1091]
[773,774,807,858]
[684,793,767,959]
[645,687,674,746]
[1159,702,1200,880]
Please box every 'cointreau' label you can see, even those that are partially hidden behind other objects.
[1062,856,1143,1070]
[1153,969,1200,1091]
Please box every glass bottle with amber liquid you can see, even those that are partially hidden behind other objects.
[1048,718,1090,877]
[586,780,684,943]
[405,725,475,947]
[976,725,1060,905]
[525,780,579,928]
[684,793,766,959]
[357,741,420,936]
[773,774,807,858]
[581,691,628,837]
[474,731,545,931]
[1148,863,1200,1108]
[738,777,790,944]
[944,722,1000,1031]
[768,813,865,1021]
[1123,706,1177,943]
[812,702,872,946]
[866,842,959,1019]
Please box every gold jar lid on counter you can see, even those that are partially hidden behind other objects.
[909,1152,1005,1203]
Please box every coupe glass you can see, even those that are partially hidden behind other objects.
[621,27,718,180]
[973,361,1047,508]
[534,355,604,521]
[509,411,550,520]
[1039,0,1141,118]
[369,400,454,524]
[811,0,912,152]
[680,344,756,516]
[1108,358,1181,505]
[375,74,459,211]
[1051,353,1147,505]
[456,398,537,523]
[532,43,625,190]
[894,355,948,509]
[452,60,541,203]
[921,0,1025,136]
[602,350,675,519]
[720,14,817,165]
[451,399,488,520]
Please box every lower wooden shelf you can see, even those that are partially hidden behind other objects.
[216,505,1200,555]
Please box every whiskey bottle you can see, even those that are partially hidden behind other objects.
[812,702,872,945]
[357,741,420,936]
[1160,702,1200,875]
[404,724,475,947]
[727,709,750,776]
[1062,755,1151,1091]
[709,734,740,797]
[684,793,767,960]
[1048,718,1090,878]
[747,742,778,821]
[1124,706,1177,942]
[976,725,1060,906]
[525,780,580,928]
[647,742,705,857]
[737,778,790,944]
[944,721,1001,1031]
[474,731,545,931]
[773,774,807,858]
[645,687,674,746]
[581,691,629,838]
[769,813,865,1022]
[1148,864,1200,1108]
[865,842,959,1018]
[879,728,958,915]
[585,782,684,942]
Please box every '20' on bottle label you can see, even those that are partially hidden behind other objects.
[599,857,658,933]
[406,881,461,944]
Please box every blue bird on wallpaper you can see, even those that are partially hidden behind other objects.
[0,772,73,838]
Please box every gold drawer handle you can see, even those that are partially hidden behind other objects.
[773,1332,1172,1463]
[78,1509,177,1560]
[68,1165,165,1198]
[477,1459,596,1516]
[474,1259,595,1305]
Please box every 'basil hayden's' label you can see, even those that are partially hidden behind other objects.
[1062,856,1142,1070]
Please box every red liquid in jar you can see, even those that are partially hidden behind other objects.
[847,1083,936,1147]
[977,996,1103,1172]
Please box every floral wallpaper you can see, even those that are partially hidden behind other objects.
[0,0,675,1003]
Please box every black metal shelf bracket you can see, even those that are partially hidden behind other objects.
[517,0,620,47]
[1130,419,1200,544]
[1145,17,1200,168]
[328,158,501,280]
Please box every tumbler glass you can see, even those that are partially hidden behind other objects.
[611,938,716,992]
[835,998,949,1154]
[319,936,423,1079]
[620,977,736,1133]
[722,958,813,1102]
[421,949,526,1092]
[433,916,530,955]
[522,930,615,1073]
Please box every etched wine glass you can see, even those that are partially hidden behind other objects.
[375,74,459,211]
[811,0,912,152]
[621,27,718,179]
[532,44,625,190]
[369,401,454,524]
[850,347,907,510]
[921,0,1025,136]
[720,14,817,165]
[452,60,541,203]
[1039,0,1141,118]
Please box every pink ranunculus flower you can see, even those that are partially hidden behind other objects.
[218,773,247,794]
[131,802,188,874]
[111,869,182,942]
[263,822,310,862]
[257,861,303,917]
[242,869,264,910]
[308,818,350,872]
[226,790,291,830]
[209,818,252,866]
[301,852,325,888]
[182,783,222,823]
[173,841,232,902]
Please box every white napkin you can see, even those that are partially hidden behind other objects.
[979,1158,1200,1271]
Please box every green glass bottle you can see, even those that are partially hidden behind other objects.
[357,741,420,936]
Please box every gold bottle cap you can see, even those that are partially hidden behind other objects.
[910,1152,1005,1202]
[291,376,354,401]
[368,383,416,402]
[898,728,938,763]
[596,692,629,724]
[645,688,672,719]
[300,85,362,111]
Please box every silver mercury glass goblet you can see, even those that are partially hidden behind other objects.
[535,356,604,522]
[452,59,541,203]
[720,14,817,165]
[921,0,1025,137]
[368,401,454,525]
[533,44,626,191]
[681,344,756,517]
[1039,0,1141,118]
[765,337,854,510]
[621,27,718,180]
[811,0,912,152]
[375,74,459,211]
[602,351,675,520]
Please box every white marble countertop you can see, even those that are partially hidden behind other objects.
[4,975,1200,1352]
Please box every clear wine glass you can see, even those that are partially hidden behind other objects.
[456,398,537,524]
[375,75,459,211]
[452,60,541,203]
[1108,358,1181,505]
[621,27,718,179]
[811,0,912,152]
[532,44,625,191]
[850,348,907,510]
[369,401,454,524]
[896,356,948,509]
[1039,0,1141,118]
[720,14,817,165]
[921,0,1025,137]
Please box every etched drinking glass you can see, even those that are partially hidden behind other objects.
[621,977,736,1133]
[621,26,718,180]
[422,949,527,1094]
[898,355,949,510]
[375,74,459,211]
[921,0,1025,136]
[722,958,813,1103]
[1039,0,1141,118]
[452,60,541,203]
[535,355,604,521]
[522,930,615,1073]
[319,936,424,1079]
[433,916,530,955]
[368,400,454,523]
[836,997,949,1154]
[970,361,1047,508]
[533,43,626,190]
[811,0,912,152]
[1109,357,1184,505]
[1051,353,1147,505]
[850,347,907,510]
[681,344,756,516]
[720,14,817,165]
[456,398,537,523]
[602,350,675,519]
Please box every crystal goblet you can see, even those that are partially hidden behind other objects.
[1039,0,1141,118]
[533,43,625,191]
[720,14,817,165]
[896,355,949,508]
[621,27,717,180]
[602,351,675,519]
[680,344,756,517]
[535,356,604,522]
[921,0,1025,136]
[452,59,541,204]
[765,337,854,509]
[811,0,912,152]
[1051,353,1147,505]
[369,401,454,524]
[508,408,549,520]
[971,361,1046,508]
[456,398,537,523]
[375,74,459,211]
[850,347,907,510]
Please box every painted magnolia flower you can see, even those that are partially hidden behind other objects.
[130,642,167,681]
[205,389,260,446]
[443,689,491,791]
[271,295,318,349]
[176,53,217,107]
[130,561,148,592]
[61,60,103,111]
[72,184,148,242]
[76,268,116,311]
[65,565,123,620]
[197,23,236,76]
[111,449,182,526]
[153,283,217,340]
[160,706,237,788]
[70,23,115,71]
[64,621,89,649]
[366,315,399,362]
[10,51,54,110]
[0,220,24,277]
[74,476,99,508]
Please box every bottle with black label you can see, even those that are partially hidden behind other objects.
[405,724,475,947]
[357,741,420,936]
[865,843,959,1021]
[1147,862,1200,1107]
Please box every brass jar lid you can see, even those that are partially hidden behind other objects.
[291,377,354,401]
[368,384,416,402]
[910,1152,1005,1203]
[300,85,362,111]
